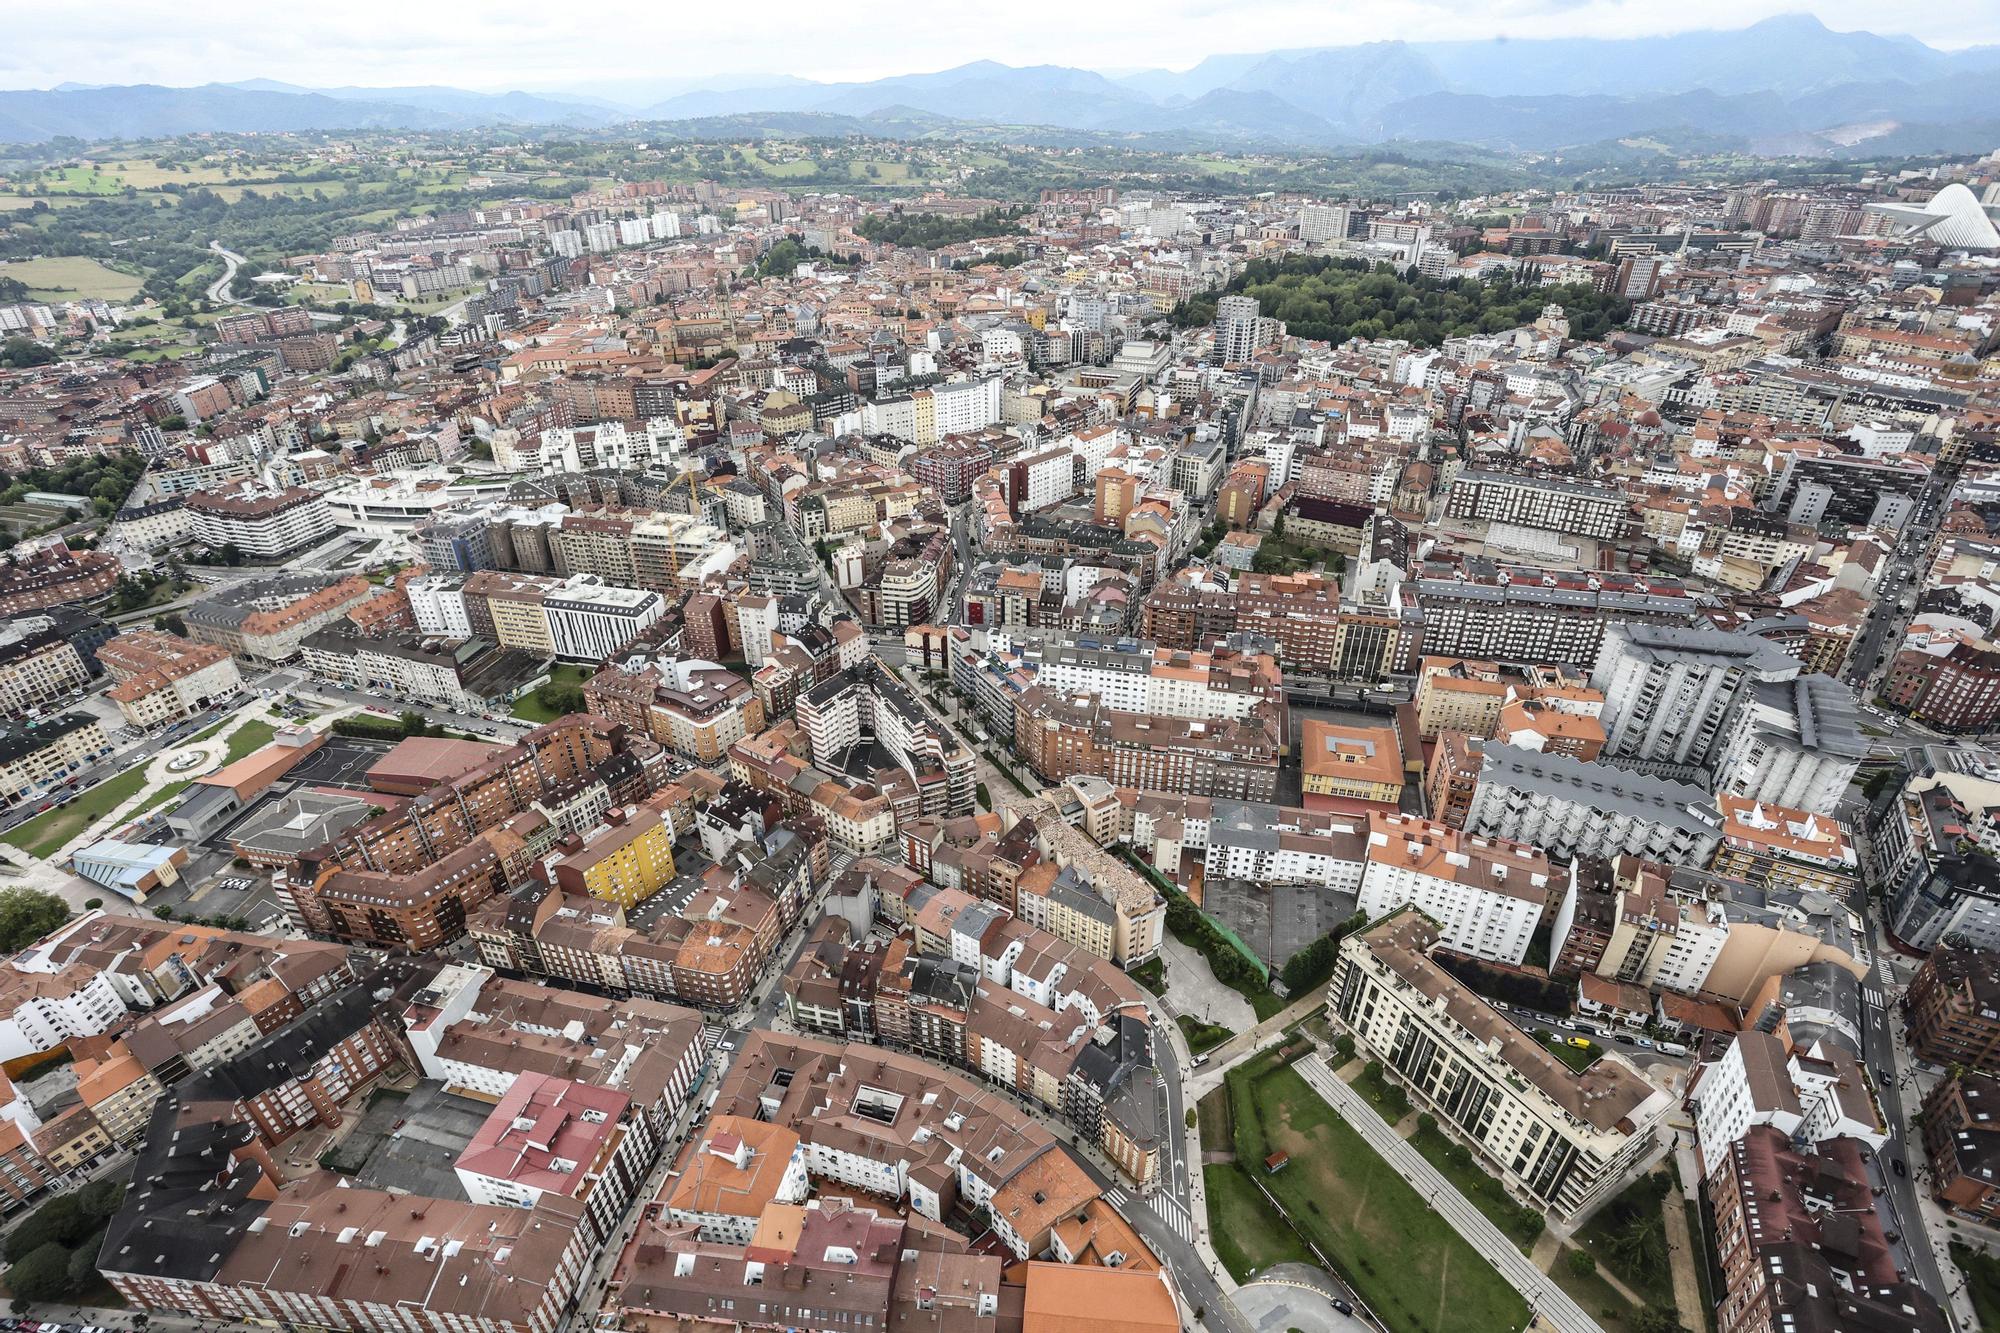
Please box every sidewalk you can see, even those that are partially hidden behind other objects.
[1882,985,1979,1332]
[1294,1053,1609,1333]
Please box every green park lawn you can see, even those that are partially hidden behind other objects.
[1203,1164,1315,1281]
[1227,1057,1530,1333]
[509,664,595,723]
[2,717,274,861]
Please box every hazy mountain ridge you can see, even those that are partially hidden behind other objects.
[3,16,1997,152]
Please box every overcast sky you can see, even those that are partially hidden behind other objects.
[4,1,1992,96]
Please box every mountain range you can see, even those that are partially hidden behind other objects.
[3,16,1998,154]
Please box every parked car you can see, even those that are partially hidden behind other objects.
[1331,1299,1355,1316]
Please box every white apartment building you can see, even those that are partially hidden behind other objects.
[1330,911,1672,1220]
[1465,742,1724,867]
[543,577,664,661]
[1691,1029,1885,1173]
[1029,636,1270,721]
[1708,675,1868,816]
[1355,812,1553,965]
[407,574,473,639]
[185,486,335,558]
[1590,624,1799,771]
[0,968,131,1061]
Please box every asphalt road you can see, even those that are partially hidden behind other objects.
[1844,473,1951,692]
[1858,958,1950,1306]
[205,241,248,305]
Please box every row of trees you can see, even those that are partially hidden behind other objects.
[1277,911,1369,994]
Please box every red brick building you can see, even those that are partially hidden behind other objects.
[1885,642,2000,732]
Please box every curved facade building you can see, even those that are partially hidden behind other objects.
[1867,182,2000,252]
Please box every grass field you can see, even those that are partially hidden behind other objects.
[1228,1057,1530,1333]
[0,255,145,301]
[1952,1242,2000,1330]
[0,193,90,210]
[1573,1173,1675,1307]
[1,717,272,860]
[510,664,594,723]
[1351,1062,1412,1122]
[1204,1165,1316,1281]
[1550,1249,1647,1332]
[1407,1123,1543,1251]
[849,159,912,182]
[4,764,152,861]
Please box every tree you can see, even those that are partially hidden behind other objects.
[1628,1312,1688,1333]
[0,337,56,370]
[4,1242,73,1301]
[0,887,70,954]
[535,683,586,716]
[1566,1249,1598,1277]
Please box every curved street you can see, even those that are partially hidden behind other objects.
[205,239,248,304]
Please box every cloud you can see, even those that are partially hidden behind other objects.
[2,0,1989,95]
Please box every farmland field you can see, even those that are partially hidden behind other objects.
[0,255,145,300]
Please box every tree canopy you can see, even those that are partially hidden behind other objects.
[855,207,1027,249]
[1172,254,1630,349]
[0,887,71,955]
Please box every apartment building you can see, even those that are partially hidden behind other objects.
[795,661,976,818]
[543,575,664,661]
[1708,1128,1946,1333]
[1691,1029,1884,1173]
[1712,795,1858,898]
[586,657,766,763]
[1024,634,1282,720]
[1330,910,1671,1220]
[1444,469,1630,541]
[711,1029,1096,1248]
[1012,684,1282,802]
[1463,741,1723,866]
[185,574,373,664]
[1408,561,1711,672]
[1921,1070,2000,1225]
[661,1116,811,1243]
[1355,812,1553,965]
[402,964,708,1121]
[1413,657,1509,739]
[548,805,677,908]
[1590,624,1800,772]
[1904,945,2000,1072]
[0,615,92,719]
[0,712,111,804]
[98,630,243,727]
[1709,673,1868,816]
[0,542,122,615]
[1549,855,1864,1007]
[185,486,335,557]
[1120,791,1368,894]
[102,1101,599,1333]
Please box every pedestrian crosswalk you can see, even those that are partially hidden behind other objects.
[700,1023,728,1050]
[1103,1186,1199,1247]
[1150,1193,1198,1245]
[1864,987,1883,1008]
